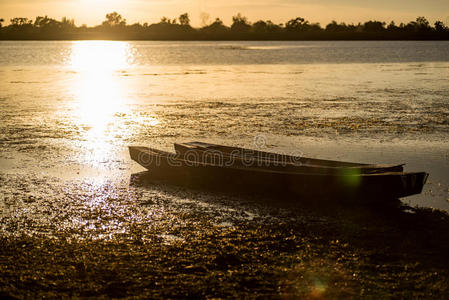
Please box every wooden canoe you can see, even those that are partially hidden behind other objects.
[174,142,404,174]
[129,146,428,201]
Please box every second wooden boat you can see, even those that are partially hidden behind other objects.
[174,142,404,174]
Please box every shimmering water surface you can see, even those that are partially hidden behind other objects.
[1,41,448,239]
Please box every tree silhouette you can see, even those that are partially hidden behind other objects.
[434,21,448,32]
[252,20,282,33]
[363,21,386,32]
[201,18,229,35]
[179,13,190,26]
[265,20,283,32]
[0,13,448,40]
[415,16,431,31]
[61,17,75,29]
[326,21,348,32]
[33,16,62,33]
[103,12,126,27]
[231,13,251,32]
[387,21,398,31]
[252,20,266,32]
[285,17,308,31]
[34,16,55,27]
[402,17,432,32]
[10,18,32,26]
[284,17,322,32]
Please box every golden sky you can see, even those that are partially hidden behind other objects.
[1,0,448,27]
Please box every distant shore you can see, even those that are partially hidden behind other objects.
[1,32,449,41]
[1,13,448,41]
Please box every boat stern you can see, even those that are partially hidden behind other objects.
[399,172,429,198]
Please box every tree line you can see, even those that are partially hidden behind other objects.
[0,12,448,40]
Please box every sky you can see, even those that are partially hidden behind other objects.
[1,0,448,27]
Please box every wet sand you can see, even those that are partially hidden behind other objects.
[2,176,449,298]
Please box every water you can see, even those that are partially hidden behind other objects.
[1,40,448,238]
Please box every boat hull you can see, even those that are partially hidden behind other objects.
[129,146,428,201]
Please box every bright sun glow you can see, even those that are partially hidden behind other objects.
[70,41,130,132]
[70,41,130,73]
[69,41,131,163]
[68,41,160,166]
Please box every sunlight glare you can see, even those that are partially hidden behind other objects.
[69,41,132,164]
[70,41,130,73]
[70,41,129,133]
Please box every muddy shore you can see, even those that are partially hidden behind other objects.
[1,174,449,299]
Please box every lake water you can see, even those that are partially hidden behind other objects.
[1,41,448,238]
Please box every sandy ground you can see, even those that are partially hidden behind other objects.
[1,170,449,298]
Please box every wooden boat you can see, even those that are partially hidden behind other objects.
[173,142,404,174]
[129,146,428,201]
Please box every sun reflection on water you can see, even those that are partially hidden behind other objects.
[70,41,131,72]
[69,41,132,165]
[70,41,131,131]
